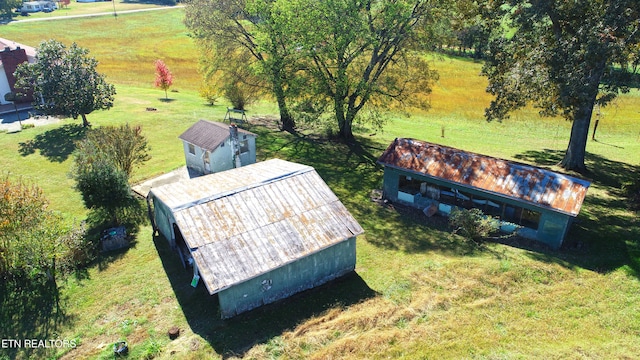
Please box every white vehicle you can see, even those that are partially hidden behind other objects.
[20,1,43,13]
[20,1,57,13]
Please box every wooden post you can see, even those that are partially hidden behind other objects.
[592,104,600,141]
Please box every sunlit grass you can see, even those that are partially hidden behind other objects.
[1,9,640,360]
[9,1,171,20]
[3,9,201,92]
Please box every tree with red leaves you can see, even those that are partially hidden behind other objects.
[154,60,173,99]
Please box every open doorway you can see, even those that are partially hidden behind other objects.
[172,223,193,271]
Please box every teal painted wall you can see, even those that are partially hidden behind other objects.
[218,237,357,318]
[537,213,571,249]
[149,194,176,247]
[382,167,573,249]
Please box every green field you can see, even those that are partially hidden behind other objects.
[7,1,174,21]
[1,8,640,359]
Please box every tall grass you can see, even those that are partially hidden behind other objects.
[3,9,201,92]
[1,9,640,360]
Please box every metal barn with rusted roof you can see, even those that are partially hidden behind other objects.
[148,159,363,318]
[377,138,590,249]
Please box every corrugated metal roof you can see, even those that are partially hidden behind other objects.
[150,159,363,295]
[377,138,590,216]
[178,120,257,152]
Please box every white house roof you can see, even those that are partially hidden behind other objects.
[150,159,363,295]
[178,120,257,152]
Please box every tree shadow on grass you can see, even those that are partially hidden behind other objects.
[265,134,640,267]
[18,123,87,162]
[513,148,637,191]
[80,199,147,275]
[512,148,640,277]
[152,234,377,358]
[0,280,77,359]
[251,126,484,257]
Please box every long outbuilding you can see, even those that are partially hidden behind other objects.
[148,159,363,318]
[378,138,590,249]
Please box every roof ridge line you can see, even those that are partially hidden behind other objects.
[171,165,315,212]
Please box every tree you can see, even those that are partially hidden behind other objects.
[0,175,88,286]
[0,0,21,17]
[184,0,297,131]
[481,0,640,172]
[74,160,135,224]
[14,40,116,127]
[279,0,439,141]
[154,59,174,99]
[73,123,151,179]
[72,124,150,223]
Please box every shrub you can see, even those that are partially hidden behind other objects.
[199,85,219,106]
[449,208,499,242]
[223,82,255,111]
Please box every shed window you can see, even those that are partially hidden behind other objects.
[399,175,422,195]
[239,140,249,154]
[519,208,541,229]
[188,143,196,155]
[502,205,541,229]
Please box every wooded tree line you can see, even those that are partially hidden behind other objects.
[185,0,639,172]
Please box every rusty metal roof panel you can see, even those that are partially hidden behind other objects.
[151,159,363,295]
[377,138,590,216]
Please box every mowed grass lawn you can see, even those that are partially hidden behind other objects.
[2,9,640,359]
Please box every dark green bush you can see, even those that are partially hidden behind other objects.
[449,208,499,242]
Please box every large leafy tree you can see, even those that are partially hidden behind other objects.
[482,0,640,172]
[74,123,151,178]
[184,0,297,131]
[14,40,116,127]
[276,0,439,141]
[74,160,135,225]
[72,124,150,223]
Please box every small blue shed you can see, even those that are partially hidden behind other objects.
[378,138,590,249]
[148,159,363,318]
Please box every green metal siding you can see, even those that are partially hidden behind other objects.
[150,194,176,247]
[218,237,356,318]
[382,167,573,249]
[537,213,570,249]
[382,168,401,201]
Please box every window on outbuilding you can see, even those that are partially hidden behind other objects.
[239,140,249,154]
[399,175,422,195]
[400,176,542,231]
[188,143,196,155]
